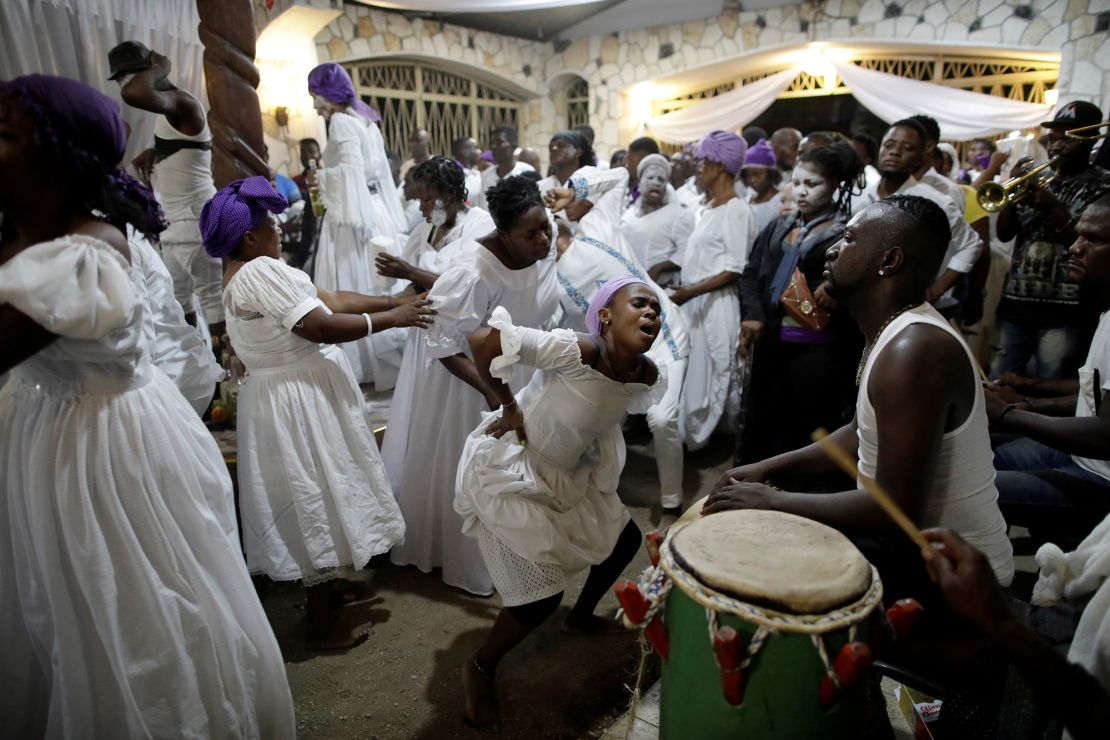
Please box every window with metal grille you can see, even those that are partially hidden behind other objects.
[346,60,524,158]
[566,77,589,130]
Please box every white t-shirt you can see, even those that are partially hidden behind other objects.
[1074,311,1110,481]
[475,161,536,209]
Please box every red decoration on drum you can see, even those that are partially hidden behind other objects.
[818,642,872,707]
[615,580,670,661]
[645,531,664,567]
[885,598,924,638]
[711,626,745,706]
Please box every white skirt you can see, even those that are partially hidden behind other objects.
[382,330,494,596]
[313,216,403,389]
[0,369,294,739]
[237,344,405,582]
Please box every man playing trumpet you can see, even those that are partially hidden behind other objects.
[991,101,1110,379]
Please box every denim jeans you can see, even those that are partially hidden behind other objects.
[989,320,1088,379]
[994,436,1110,538]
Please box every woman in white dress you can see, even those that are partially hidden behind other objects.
[620,153,694,287]
[536,129,595,194]
[200,176,431,649]
[457,276,664,731]
[0,74,294,738]
[386,176,560,596]
[306,62,407,389]
[375,156,494,293]
[671,130,758,449]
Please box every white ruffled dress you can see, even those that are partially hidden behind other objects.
[315,110,407,389]
[0,236,294,739]
[385,239,560,596]
[454,308,663,606]
[224,256,405,584]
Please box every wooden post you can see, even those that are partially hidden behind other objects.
[196,0,269,187]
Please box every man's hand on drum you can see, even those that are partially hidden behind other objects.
[919,528,1013,635]
[714,461,772,491]
[701,480,778,515]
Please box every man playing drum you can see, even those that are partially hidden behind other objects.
[705,195,1014,614]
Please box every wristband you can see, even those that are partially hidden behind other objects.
[362,312,373,337]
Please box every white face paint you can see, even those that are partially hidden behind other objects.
[790,162,834,217]
[640,165,669,197]
[313,94,332,120]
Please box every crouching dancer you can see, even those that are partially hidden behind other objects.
[456,276,665,730]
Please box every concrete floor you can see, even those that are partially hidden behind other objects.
[256,388,734,739]
[238,387,1040,739]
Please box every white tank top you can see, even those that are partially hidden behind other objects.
[152,115,216,227]
[857,304,1014,586]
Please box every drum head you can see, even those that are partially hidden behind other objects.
[669,510,872,614]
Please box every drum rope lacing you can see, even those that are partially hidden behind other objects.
[658,539,884,635]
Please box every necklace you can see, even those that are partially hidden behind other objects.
[855,302,923,386]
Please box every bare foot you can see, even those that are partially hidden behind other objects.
[561,612,631,636]
[306,621,370,651]
[461,653,500,733]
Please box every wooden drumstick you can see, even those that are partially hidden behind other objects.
[811,428,929,550]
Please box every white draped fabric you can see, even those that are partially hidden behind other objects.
[0,0,205,165]
[645,58,1054,144]
[829,59,1052,141]
[645,67,801,144]
[366,1,598,10]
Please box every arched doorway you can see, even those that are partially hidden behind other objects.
[345,59,525,156]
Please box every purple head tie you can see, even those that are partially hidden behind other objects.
[200,176,288,258]
[586,275,648,335]
[696,130,748,176]
[307,63,381,123]
[0,74,166,236]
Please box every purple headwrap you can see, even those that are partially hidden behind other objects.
[696,130,748,176]
[307,63,381,123]
[199,176,288,258]
[741,138,777,169]
[479,149,495,163]
[0,74,166,236]
[586,275,648,335]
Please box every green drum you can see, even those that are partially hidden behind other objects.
[657,509,883,739]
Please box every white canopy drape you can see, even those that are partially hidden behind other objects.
[644,66,801,144]
[829,59,1052,141]
[644,58,1054,143]
[0,0,205,165]
[365,1,599,10]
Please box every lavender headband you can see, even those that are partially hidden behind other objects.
[586,275,648,334]
[307,63,381,123]
[200,176,288,258]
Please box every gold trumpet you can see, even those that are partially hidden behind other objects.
[976,120,1110,212]
[977,156,1059,212]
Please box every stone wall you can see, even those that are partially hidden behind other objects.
[314,4,551,149]
[307,0,1108,162]
[542,0,1108,154]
